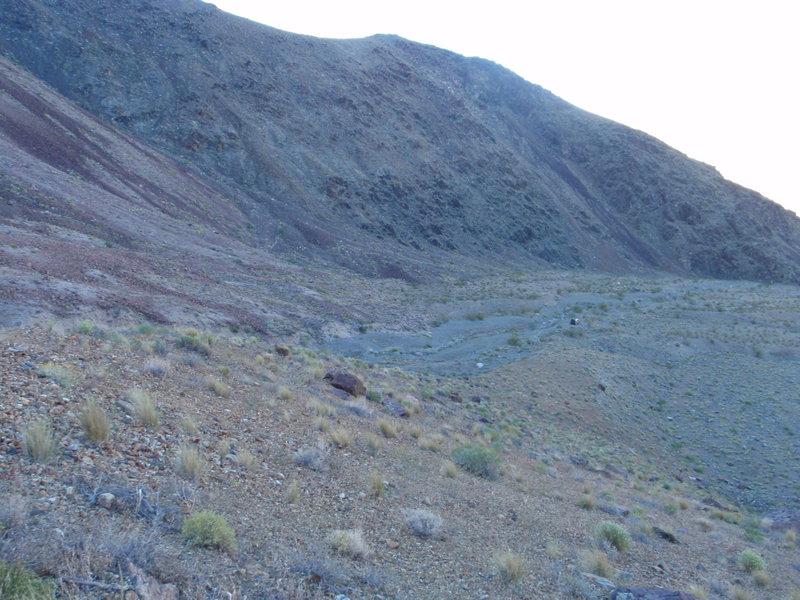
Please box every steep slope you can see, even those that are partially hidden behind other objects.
[2,0,800,282]
[0,56,409,331]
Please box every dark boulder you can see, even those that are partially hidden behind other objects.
[323,372,366,397]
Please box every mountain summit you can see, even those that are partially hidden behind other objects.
[2,0,800,282]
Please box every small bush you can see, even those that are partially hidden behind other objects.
[293,446,327,471]
[578,495,596,510]
[728,586,752,600]
[232,449,257,470]
[596,521,631,552]
[310,399,335,417]
[127,388,160,426]
[22,420,56,463]
[441,459,458,478]
[368,473,385,498]
[452,443,500,479]
[182,511,236,552]
[364,434,382,455]
[79,399,110,442]
[785,528,797,546]
[752,569,770,587]
[402,509,443,538]
[686,584,708,599]
[329,529,370,559]
[492,550,525,584]
[176,333,211,356]
[181,415,199,435]
[377,418,398,438]
[206,376,230,398]
[285,480,300,504]
[695,518,713,532]
[278,385,292,400]
[409,424,422,439]
[36,361,75,387]
[143,358,169,377]
[175,445,205,481]
[738,549,765,573]
[418,435,443,452]
[0,561,53,599]
[580,548,614,578]
[75,319,96,335]
[330,428,352,448]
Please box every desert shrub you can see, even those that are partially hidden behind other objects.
[310,399,335,417]
[36,362,75,387]
[0,561,53,599]
[595,521,631,552]
[409,424,422,439]
[492,550,525,583]
[22,420,56,463]
[695,518,713,532]
[75,319,96,335]
[663,502,679,515]
[785,528,798,546]
[278,385,292,400]
[452,443,500,479]
[175,446,205,481]
[402,509,443,538]
[377,418,398,438]
[232,449,257,470]
[686,584,708,599]
[728,586,752,600]
[181,415,199,435]
[285,480,300,504]
[329,428,352,448]
[143,358,169,377]
[418,435,443,452]
[580,548,614,577]
[205,376,230,398]
[176,333,211,356]
[752,569,770,587]
[127,388,160,426]
[738,549,765,573]
[329,529,370,559]
[366,390,381,402]
[79,399,110,441]
[368,473,385,498]
[578,495,596,510]
[364,434,382,455]
[441,459,458,478]
[293,446,327,471]
[182,511,236,552]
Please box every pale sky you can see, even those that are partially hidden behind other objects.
[211,0,799,215]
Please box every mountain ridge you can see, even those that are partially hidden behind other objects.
[2,0,800,283]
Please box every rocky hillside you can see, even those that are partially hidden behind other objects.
[3,0,800,283]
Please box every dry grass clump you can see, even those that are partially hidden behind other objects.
[181,415,199,435]
[175,445,205,481]
[377,418,398,438]
[206,376,231,398]
[418,435,443,452]
[329,428,352,448]
[285,480,300,504]
[182,511,236,553]
[544,542,560,559]
[595,520,631,552]
[364,433,382,455]
[580,549,614,578]
[728,586,752,600]
[686,584,708,599]
[402,509,443,538]
[785,528,798,546]
[143,357,169,377]
[752,569,770,587]
[22,420,56,463]
[36,361,75,387]
[310,399,335,417]
[492,550,525,584]
[738,549,765,573]
[408,424,422,439]
[441,459,459,478]
[578,495,596,510]
[79,399,110,441]
[695,517,714,532]
[314,417,331,432]
[368,473,385,498]
[329,529,370,559]
[126,388,160,426]
[232,449,257,470]
[278,385,292,400]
